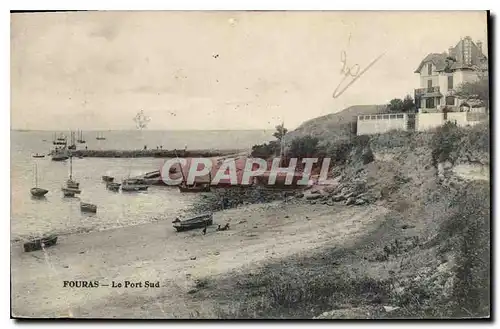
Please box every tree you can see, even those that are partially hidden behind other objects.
[273,123,288,142]
[251,124,287,159]
[454,76,489,113]
[387,95,416,113]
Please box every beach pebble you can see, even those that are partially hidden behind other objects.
[284,215,289,218]
[190,256,196,260]
[63,265,69,268]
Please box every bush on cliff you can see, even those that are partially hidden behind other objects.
[439,181,490,317]
[288,135,320,159]
[251,141,280,159]
[430,121,464,166]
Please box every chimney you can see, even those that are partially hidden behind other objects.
[448,46,454,58]
[477,40,483,54]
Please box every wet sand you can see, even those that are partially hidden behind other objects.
[11,201,389,318]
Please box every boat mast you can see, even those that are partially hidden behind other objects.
[69,154,73,180]
[35,164,38,187]
[174,149,186,184]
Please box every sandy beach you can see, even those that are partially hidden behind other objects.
[11,201,389,318]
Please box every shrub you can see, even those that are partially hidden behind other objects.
[326,140,352,165]
[447,182,490,317]
[434,181,490,317]
[288,135,320,159]
[430,121,464,166]
[251,141,280,158]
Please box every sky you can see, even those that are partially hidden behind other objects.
[10,11,488,131]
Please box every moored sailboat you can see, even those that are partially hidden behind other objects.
[51,147,69,161]
[30,164,48,197]
[62,155,81,197]
[96,132,106,140]
[53,133,67,146]
[77,130,86,144]
[67,131,77,150]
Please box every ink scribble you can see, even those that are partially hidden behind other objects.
[333,48,385,99]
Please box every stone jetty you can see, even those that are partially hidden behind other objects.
[70,149,242,158]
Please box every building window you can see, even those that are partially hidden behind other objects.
[446,96,455,106]
[427,63,432,75]
[427,79,432,89]
[370,116,376,120]
[389,114,396,119]
[396,114,404,119]
[383,115,389,119]
[359,116,364,121]
[425,98,435,108]
[448,75,454,90]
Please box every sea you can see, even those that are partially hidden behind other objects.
[11,129,274,241]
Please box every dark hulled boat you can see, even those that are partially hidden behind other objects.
[178,183,211,193]
[106,182,121,191]
[30,164,48,197]
[80,202,97,213]
[172,213,213,232]
[121,178,148,192]
[23,235,58,252]
[30,187,48,197]
[102,175,114,183]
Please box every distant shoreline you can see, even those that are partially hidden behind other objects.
[11,128,276,133]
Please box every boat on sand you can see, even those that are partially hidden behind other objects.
[121,178,148,192]
[106,182,121,191]
[23,235,58,252]
[172,213,213,232]
[80,202,97,213]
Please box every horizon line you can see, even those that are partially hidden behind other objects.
[11,128,277,132]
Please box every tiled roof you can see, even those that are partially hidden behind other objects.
[414,53,448,73]
[415,37,488,74]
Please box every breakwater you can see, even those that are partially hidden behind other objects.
[70,149,242,158]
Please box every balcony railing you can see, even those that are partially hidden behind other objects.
[415,86,440,96]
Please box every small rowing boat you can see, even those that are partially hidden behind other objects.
[80,202,97,213]
[106,182,121,192]
[23,235,58,252]
[102,175,114,183]
[172,213,213,232]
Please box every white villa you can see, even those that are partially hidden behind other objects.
[357,36,488,136]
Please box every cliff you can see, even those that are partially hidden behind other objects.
[286,104,387,142]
